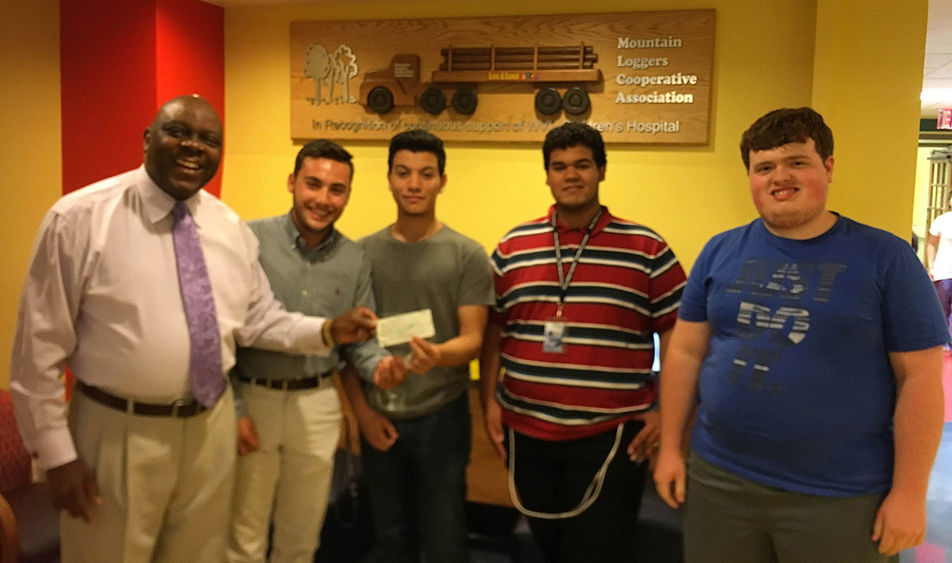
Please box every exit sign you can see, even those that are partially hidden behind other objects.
[940,109,952,130]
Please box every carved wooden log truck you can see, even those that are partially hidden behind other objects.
[359,43,602,116]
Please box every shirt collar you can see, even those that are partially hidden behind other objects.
[135,165,205,226]
[281,211,339,253]
[546,204,611,235]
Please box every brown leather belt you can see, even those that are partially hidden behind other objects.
[237,372,332,391]
[77,381,211,417]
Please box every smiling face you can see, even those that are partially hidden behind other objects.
[387,149,446,218]
[546,144,605,216]
[747,139,835,239]
[287,156,352,248]
[143,96,223,200]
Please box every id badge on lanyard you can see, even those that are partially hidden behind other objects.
[543,307,567,354]
[545,208,601,355]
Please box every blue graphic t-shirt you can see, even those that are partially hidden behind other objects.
[679,215,948,497]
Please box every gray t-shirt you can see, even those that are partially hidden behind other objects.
[359,224,494,419]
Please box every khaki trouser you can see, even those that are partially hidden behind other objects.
[62,386,237,563]
[226,381,341,563]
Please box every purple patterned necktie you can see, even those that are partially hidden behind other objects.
[171,202,224,407]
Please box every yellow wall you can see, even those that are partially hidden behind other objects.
[222,0,821,266]
[0,0,928,388]
[813,0,927,240]
[1,0,62,388]
[913,146,936,259]
[221,0,927,273]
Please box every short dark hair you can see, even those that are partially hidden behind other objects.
[293,139,354,178]
[388,129,446,175]
[542,122,607,170]
[740,107,834,170]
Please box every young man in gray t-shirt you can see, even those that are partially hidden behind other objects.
[340,130,493,563]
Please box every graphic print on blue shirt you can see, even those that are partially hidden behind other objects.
[723,259,847,396]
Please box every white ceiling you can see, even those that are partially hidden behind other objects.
[923,0,952,118]
[201,0,952,119]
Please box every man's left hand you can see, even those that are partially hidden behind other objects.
[330,307,378,344]
[483,399,507,461]
[373,355,409,389]
[871,489,927,555]
[237,415,260,455]
[626,410,660,465]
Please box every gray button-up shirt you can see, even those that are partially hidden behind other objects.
[232,213,386,415]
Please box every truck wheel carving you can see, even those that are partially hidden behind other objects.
[562,87,590,115]
[420,87,447,115]
[367,86,394,114]
[535,87,562,115]
[451,87,478,115]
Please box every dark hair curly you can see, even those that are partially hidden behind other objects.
[542,122,606,170]
[740,107,833,170]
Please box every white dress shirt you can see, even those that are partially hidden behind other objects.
[10,166,331,470]
[930,211,952,281]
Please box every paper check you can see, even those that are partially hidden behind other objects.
[376,309,435,347]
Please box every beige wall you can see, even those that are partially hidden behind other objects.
[1,0,62,388]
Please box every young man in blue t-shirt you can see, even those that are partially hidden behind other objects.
[654,107,948,562]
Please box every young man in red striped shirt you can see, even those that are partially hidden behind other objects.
[479,121,686,562]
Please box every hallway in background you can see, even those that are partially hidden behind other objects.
[901,350,951,563]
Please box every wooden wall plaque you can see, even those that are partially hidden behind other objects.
[290,10,715,144]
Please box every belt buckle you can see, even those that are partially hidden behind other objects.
[170,398,190,417]
[280,379,290,391]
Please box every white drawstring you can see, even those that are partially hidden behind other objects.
[507,423,625,520]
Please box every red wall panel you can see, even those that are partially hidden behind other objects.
[60,0,224,196]
[60,0,157,193]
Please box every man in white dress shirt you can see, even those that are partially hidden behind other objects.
[9,95,376,562]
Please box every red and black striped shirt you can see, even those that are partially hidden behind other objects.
[490,206,686,441]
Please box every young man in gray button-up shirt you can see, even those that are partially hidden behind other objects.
[226,140,400,563]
